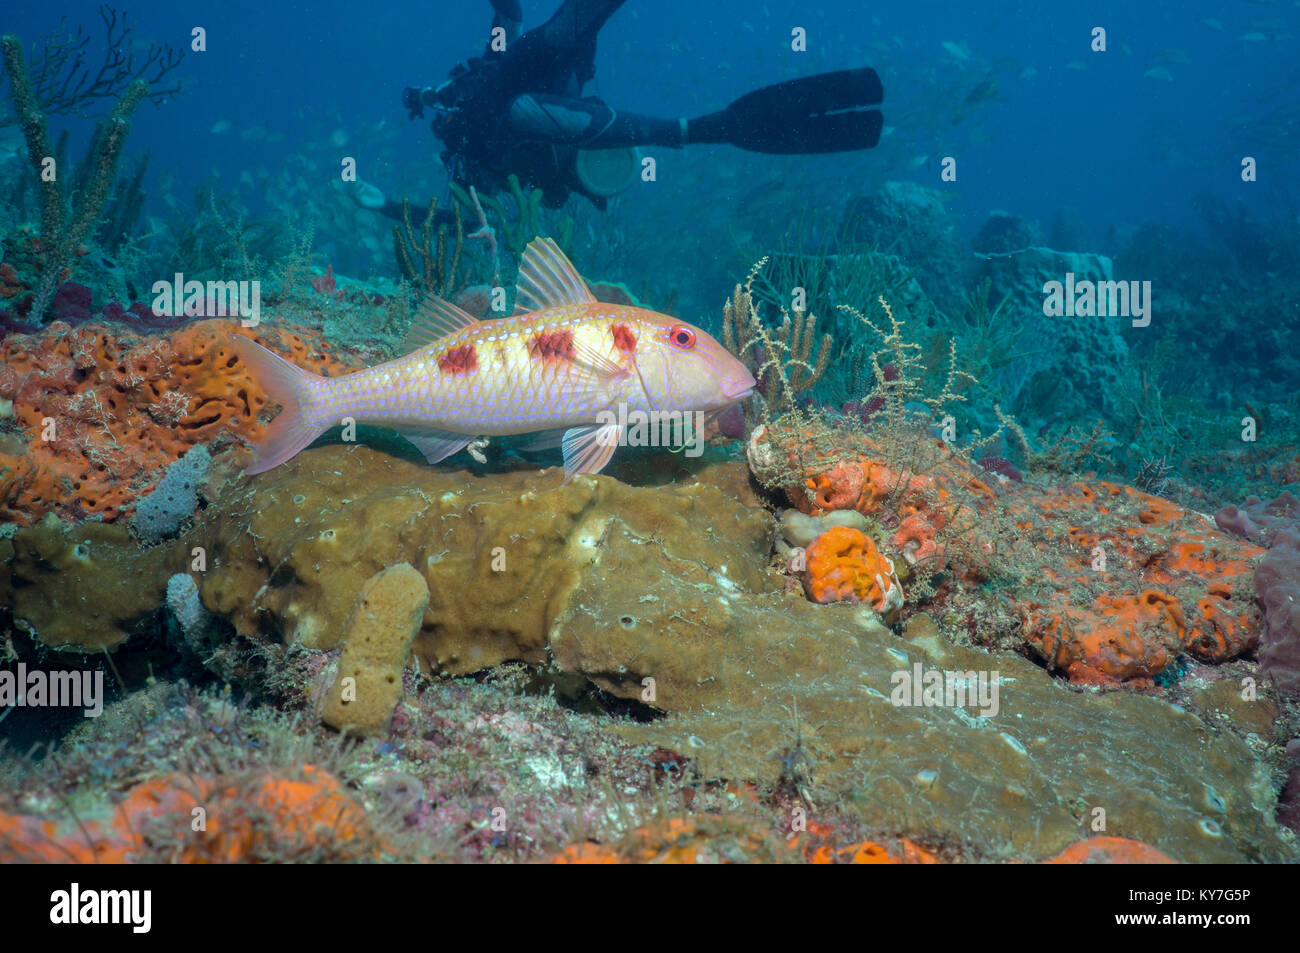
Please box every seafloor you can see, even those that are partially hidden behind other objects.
[0,46,1297,860]
[2,208,1298,862]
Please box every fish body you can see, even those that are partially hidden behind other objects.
[234,239,755,480]
[964,78,998,104]
[941,40,971,63]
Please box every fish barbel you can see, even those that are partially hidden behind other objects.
[233,238,755,480]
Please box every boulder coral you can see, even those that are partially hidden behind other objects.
[0,514,182,650]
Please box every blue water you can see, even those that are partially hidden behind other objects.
[7,0,1296,251]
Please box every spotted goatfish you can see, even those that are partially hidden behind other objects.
[233,238,756,480]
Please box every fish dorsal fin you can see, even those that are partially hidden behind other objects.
[404,293,480,350]
[514,238,597,313]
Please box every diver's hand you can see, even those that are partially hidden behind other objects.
[402,87,426,120]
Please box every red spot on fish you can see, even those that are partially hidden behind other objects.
[611,323,637,353]
[528,329,575,361]
[438,344,478,374]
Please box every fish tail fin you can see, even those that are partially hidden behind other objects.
[232,335,328,474]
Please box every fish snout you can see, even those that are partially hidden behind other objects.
[720,367,757,401]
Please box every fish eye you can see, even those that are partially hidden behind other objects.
[668,325,696,349]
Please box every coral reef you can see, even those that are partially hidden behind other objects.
[391,197,467,296]
[838,181,967,313]
[975,246,1135,425]
[3,444,1293,863]
[0,209,1294,868]
[0,318,365,524]
[747,419,1264,689]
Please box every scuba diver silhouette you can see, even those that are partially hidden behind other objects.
[355,0,883,228]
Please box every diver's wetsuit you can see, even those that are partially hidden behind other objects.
[378,0,882,228]
[386,0,685,226]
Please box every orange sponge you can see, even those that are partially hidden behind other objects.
[1044,836,1176,864]
[0,319,364,524]
[0,764,373,863]
[803,525,903,612]
[1025,589,1188,689]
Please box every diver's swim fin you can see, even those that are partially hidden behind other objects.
[688,68,884,154]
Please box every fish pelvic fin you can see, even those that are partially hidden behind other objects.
[231,335,328,474]
[400,427,475,465]
[561,419,622,483]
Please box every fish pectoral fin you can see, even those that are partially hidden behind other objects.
[513,237,597,312]
[401,428,475,465]
[563,338,633,400]
[561,422,622,483]
[403,294,481,350]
